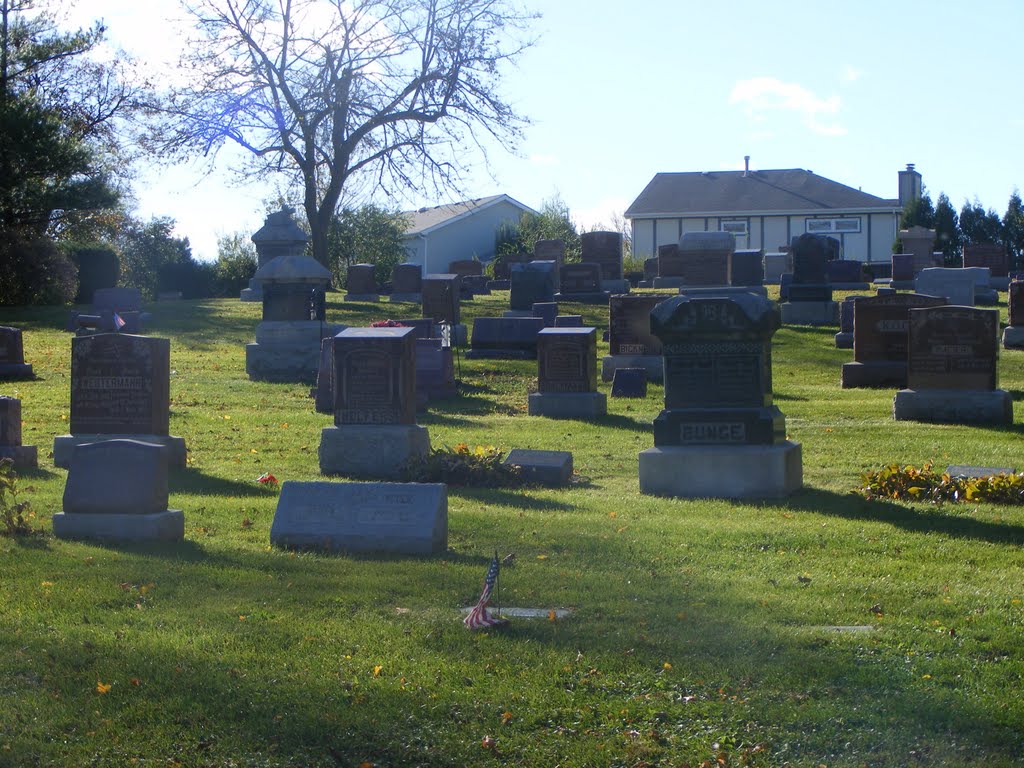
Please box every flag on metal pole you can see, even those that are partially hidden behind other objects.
[464,552,508,630]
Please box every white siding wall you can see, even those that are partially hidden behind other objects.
[632,219,655,258]
[421,201,525,274]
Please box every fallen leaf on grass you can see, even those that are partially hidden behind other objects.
[95,681,111,694]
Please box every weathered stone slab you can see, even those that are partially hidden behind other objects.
[532,302,558,328]
[608,294,665,356]
[510,262,556,310]
[263,283,326,321]
[906,306,999,391]
[946,464,1015,478]
[963,243,1008,277]
[53,439,183,542]
[915,268,975,306]
[467,317,544,359]
[580,231,623,280]
[270,480,447,555]
[345,264,379,299]
[639,442,802,499]
[0,397,36,469]
[332,327,417,425]
[319,424,430,478]
[421,274,461,325]
[554,315,583,327]
[416,338,456,401]
[730,249,764,287]
[391,263,423,295]
[610,368,647,398]
[0,326,33,378]
[502,449,572,486]
[893,389,1012,425]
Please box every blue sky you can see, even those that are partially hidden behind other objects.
[68,0,1024,260]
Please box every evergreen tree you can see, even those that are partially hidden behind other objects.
[933,193,961,266]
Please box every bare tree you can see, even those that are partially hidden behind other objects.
[150,0,535,264]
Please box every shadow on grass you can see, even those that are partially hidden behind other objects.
[170,467,270,498]
[780,487,1024,546]
[452,486,576,512]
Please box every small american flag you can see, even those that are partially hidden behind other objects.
[113,312,126,330]
[464,553,508,630]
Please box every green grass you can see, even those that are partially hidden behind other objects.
[2,290,1024,767]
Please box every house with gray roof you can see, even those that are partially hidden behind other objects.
[402,194,537,274]
[626,162,921,263]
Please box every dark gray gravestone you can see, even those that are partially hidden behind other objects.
[946,464,1015,478]
[70,334,170,436]
[332,327,417,425]
[467,317,544,359]
[906,306,999,391]
[534,239,565,266]
[391,263,423,295]
[677,231,733,286]
[263,283,326,321]
[270,481,447,555]
[0,326,33,378]
[345,264,379,297]
[532,302,558,328]
[789,233,833,294]
[502,449,573,486]
[554,315,583,327]
[537,328,598,394]
[510,262,556,310]
[421,274,461,325]
[389,318,435,339]
[730,249,764,287]
[608,295,664,356]
[314,336,335,413]
[650,295,784,446]
[639,294,801,499]
[1009,282,1024,327]
[53,439,183,542]
[963,244,1008,277]
[658,243,682,277]
[841,293,945,388]
[611,368,647,398]
[493,252,530,280]
[643,257,659,282]
[0,397,37,469]
[895,306,1011,424]
[826,260,864,284]
[559,263,602,293]
[891,253,915,282]
[580,231,623,280]
[416,338,456,401]
[448,259,483,278]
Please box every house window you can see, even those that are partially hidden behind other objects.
[805,217,861,234]
[720,220,748,235]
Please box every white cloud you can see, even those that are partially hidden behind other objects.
[529,154,559,167]
[729,76,846,137]
[842,65,862,83]
[573,196,631,232]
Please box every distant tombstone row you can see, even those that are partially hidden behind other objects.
[555,263,608,303]
[53,333,186,469]
[69,287,147,335]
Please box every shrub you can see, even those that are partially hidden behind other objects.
[403,444,522,487]
[0,459,36,537]
[857,462,1024,505]
[0,232,77,306]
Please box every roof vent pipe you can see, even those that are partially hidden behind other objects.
[744,155,750,176]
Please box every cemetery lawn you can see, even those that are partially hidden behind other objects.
[3,290,1024,768]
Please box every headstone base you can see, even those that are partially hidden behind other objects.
[502,310,536,318]
[601,354,663,382]
[893,389,1013,425]
[0,362,33,379]
[319,424,430,478]
[678,286,768,298]
[52,510,184,542]
[552,291,610,304]
[502,449,572,486]
[780,301,839,326]
[246,342,321,383]
[389,293,422,303]
[527,392,607,419]
[270,480,446,555]
[601,279,631,294]
[0,445,37,469]
[487,280,511,291]
[465,349,534,360]
[834,331,853,349]
[840,361,906,389]
[975,289,1000,306]
[828,282,871,291]
[652,276,685,289]
[344,293,380,302]
[53,435,186,469]
[1002,326,1024,349]
[887,280,916,291]
[990,277,1010,291]
[639,441,802,499]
